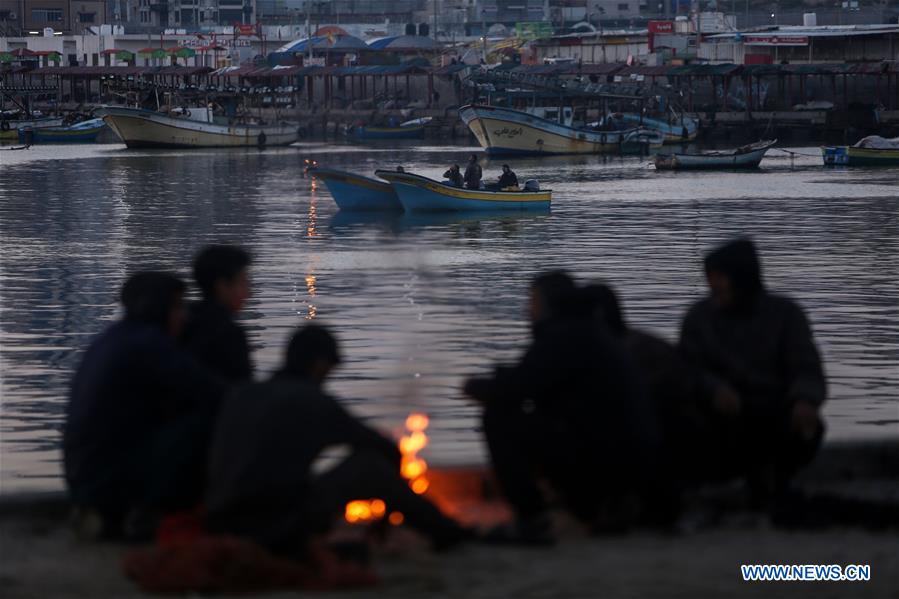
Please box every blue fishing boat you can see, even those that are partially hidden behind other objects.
[17,118,107,144]
[347,117,431,140]
[607,113,698,143]
[375,170,551,212]
[311,167,402,211]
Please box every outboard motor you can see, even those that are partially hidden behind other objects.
[524,179,540,192]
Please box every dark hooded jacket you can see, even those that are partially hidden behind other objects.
[679,239,826,414]
[65,320,224,512]
[182,300,253,383]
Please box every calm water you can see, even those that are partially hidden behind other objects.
[1,142,898,493]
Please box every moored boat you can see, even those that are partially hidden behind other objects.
[0,115,63,141]
[96,106,299,149]
[608,113,699,143]
[822,136,899,166]
[459,104,635,156]
[310,167,401,211]
[620,127,666,154]
[17,118,107,144]
[347,117,432,140]
[375,169,551,212]
[654,140,777,170]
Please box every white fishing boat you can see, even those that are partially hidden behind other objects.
[654,140,777,170]
[608,113,699,143]
[459,104,636,156]
[95,106,299,149]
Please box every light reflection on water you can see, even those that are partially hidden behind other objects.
[1,143,897,493]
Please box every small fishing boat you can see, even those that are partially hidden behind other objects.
[310,167,402,211]
[822,136,899,166]
[608,113,699,144]
[347,117,432,140]
[0,115,63,141]
[96,106,299,148]
[17,118,107,144]
[460,104,635,156]
[654,140,777,170]
[620,127,665,154]
[375,170,551,212]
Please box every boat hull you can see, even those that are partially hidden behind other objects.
[350,125,425,140]
[655,141,775,170]
[96,107,299,148]
[459,105,631,156]
[376,170,551,212]
[822,146,899,166]
[0,117,63,141]
[18,121,106,144]
[311,168,401,211]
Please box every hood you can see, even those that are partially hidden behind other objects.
[704,237,765,302]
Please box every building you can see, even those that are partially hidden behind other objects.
[0,0,107,34]
[129,0,254,29]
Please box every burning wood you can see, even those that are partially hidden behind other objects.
[343,412,430,524]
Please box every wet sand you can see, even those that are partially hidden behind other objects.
[2,441,897,598]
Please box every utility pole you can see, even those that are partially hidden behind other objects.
[433,0,438,40]
[481,9,487,62]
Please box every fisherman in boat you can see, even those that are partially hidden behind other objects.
[463,154,482,190]
[463,272,660,543]
[679,238,826,509]
[497,165,519,190]
[443,164,464,187]
[182,245,253,383]
[65,272,224,540]
[206,324,470,554]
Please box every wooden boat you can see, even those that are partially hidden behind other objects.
[95,106,299,148]
[17,118,107,144]
[608,113,699,143]
[347,117,431,140]
[0,116,63,141]
[375,170,551,212]
[310,167,402,211]
[654,140,777,170]
[459,104,636,156]
[822,136,899,166]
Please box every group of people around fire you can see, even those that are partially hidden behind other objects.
[64,237,828,583]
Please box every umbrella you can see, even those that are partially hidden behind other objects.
[139,47,168,58]
[167,47,196,58]
[11,48,38,59]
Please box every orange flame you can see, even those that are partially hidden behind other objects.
[344,412,430,523]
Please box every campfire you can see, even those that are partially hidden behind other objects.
[344,412,430,524]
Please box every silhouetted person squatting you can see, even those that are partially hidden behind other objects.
[206,324,468,555]
[464,272,660,544]
[65,272,224,539]
[679,238,826,506]
[182,245,253,383]
[463,154,482,190]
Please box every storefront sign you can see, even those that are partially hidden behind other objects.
[744,35,809,46]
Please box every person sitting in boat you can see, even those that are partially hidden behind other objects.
[464,154,482,190]
[497,165,519,190]
[443,164,464,187]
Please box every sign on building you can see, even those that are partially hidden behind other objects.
[744,35,809,46]
[516,22,553,41]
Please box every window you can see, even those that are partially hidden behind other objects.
[78,12,95,22]
[31,9,64,22]
[617,3,629,10]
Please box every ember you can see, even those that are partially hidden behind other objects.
[343,412,430,524]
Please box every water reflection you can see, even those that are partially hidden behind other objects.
[0,144,897,493]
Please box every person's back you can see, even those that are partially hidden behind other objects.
[206,324,466,553]
[678,238,825,498]
[65,272,223,535]
[182,245,253,382]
